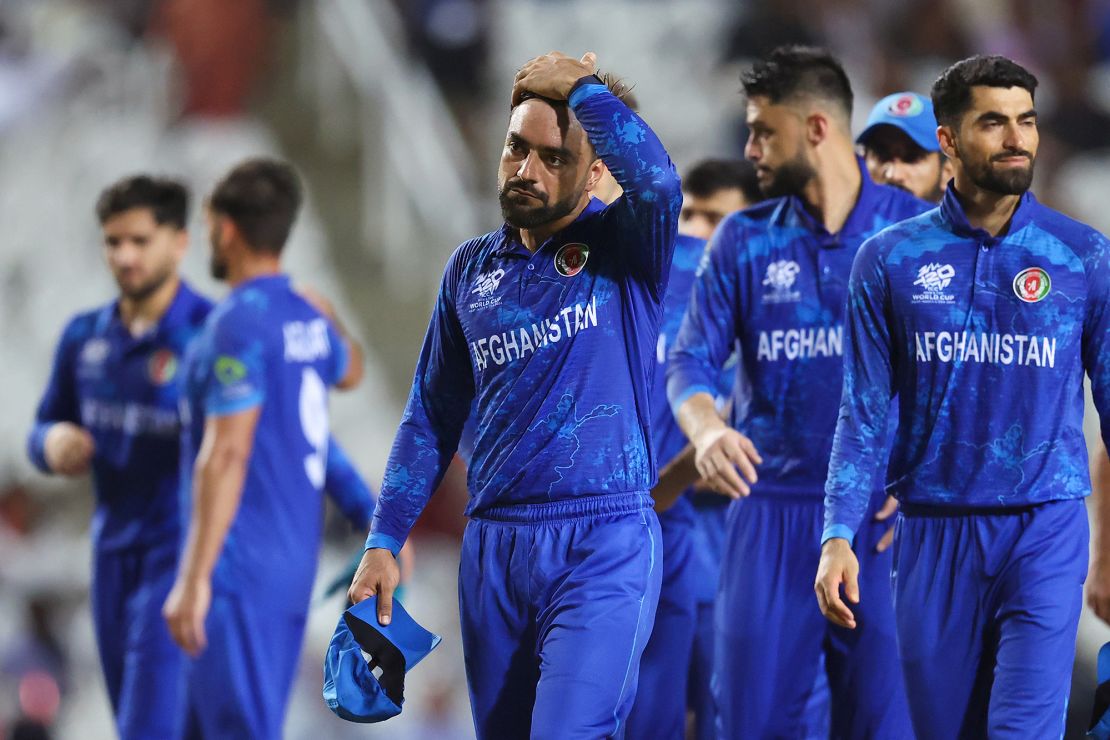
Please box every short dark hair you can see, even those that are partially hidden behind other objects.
[208,158,302,254]
[597,71,639,112]
[95,175,189,228]
[741,45,853,118]
[931,55,1038,128]
[683,158,762,205]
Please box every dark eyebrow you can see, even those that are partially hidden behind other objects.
[506,132,575,161]
[974,109,1037,125]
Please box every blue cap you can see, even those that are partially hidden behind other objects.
[1089,642,1110,738]
[323,596,442,723]
[857,92,940,153]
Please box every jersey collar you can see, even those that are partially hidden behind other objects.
[787,157,881,246]
[102,279,201,342]
[940,186,1036,244]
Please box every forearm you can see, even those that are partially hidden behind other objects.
[652,443,699,513]
[675,392,728,445]
[178,447,248,583]
[1093,447,1110,569]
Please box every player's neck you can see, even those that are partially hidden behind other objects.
[118,274,180,336]
[950,175,1022,237]
[227,254,283,288]
[518,196,591,252]
[802,145,861,235]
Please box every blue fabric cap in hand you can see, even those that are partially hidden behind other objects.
[323,595,442,723]
[1089,642,1110,738]
[857,92,940,153]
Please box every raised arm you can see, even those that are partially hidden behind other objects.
[511,51,681,296]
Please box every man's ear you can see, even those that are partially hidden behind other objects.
[937,125,959,161]
[805,112,830,147]
[585,158,607,192]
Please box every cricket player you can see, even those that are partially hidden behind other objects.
[347,51,681,739]
[817,54,1110,738]
[163,158,364,738]
[667,46,927,738]
[27,174,373,738]
[859,91,953,202]
[628,158,758,740]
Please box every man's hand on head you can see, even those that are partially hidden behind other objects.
[512,51,598,107]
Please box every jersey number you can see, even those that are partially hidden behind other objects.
[299,367,329,488]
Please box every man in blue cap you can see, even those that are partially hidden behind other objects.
[858,91,952,203]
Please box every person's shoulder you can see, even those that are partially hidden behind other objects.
[861,208,943,265]
[1026,197,1108,255]
[872,182,934,219]
[178,281,215,326]
[729,198,787,230]
[59,302,112,345]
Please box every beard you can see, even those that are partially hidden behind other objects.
[115,262,174,302]
[209,250,229,281]
[498,178,582,229]
[964,150,1035,196]
[758,151,817,199]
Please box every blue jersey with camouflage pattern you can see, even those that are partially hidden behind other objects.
[667,163,929,500]
[823,188,1110,542]
[367,77,681,554]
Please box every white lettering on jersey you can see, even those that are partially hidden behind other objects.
[914,331,1056,368]
[755,325,843,361]
[469,296,598,372]
[284,319,331,363]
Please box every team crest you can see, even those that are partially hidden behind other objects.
[147,349,178,385]
[554,243,589,277]
[887,94,924,118]
[1013,267,1050,303]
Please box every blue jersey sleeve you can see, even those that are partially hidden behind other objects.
[324,437,376,529]
[203,313,267,416]
[666,219,742,412]
[27,318,84,472]
[1084,232,1110,450]
[367,253,475,555]
[823,236,894,542]
[568,77,681,298]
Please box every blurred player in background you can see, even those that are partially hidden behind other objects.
[817,55,1110,737]
[667,46,927,738]
[858,91,952,203]
[678,158,761,240]
[348,51,681,738]
[628,157,758,740]
[164,158,364,738]
[26,176,204,740]
[27,173,375,739]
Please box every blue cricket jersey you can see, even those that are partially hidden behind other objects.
[180,274,349,608]
[824,187,1110,541]
[667,162,930,499]
[367,77,682,554]
[27,281,212,550]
